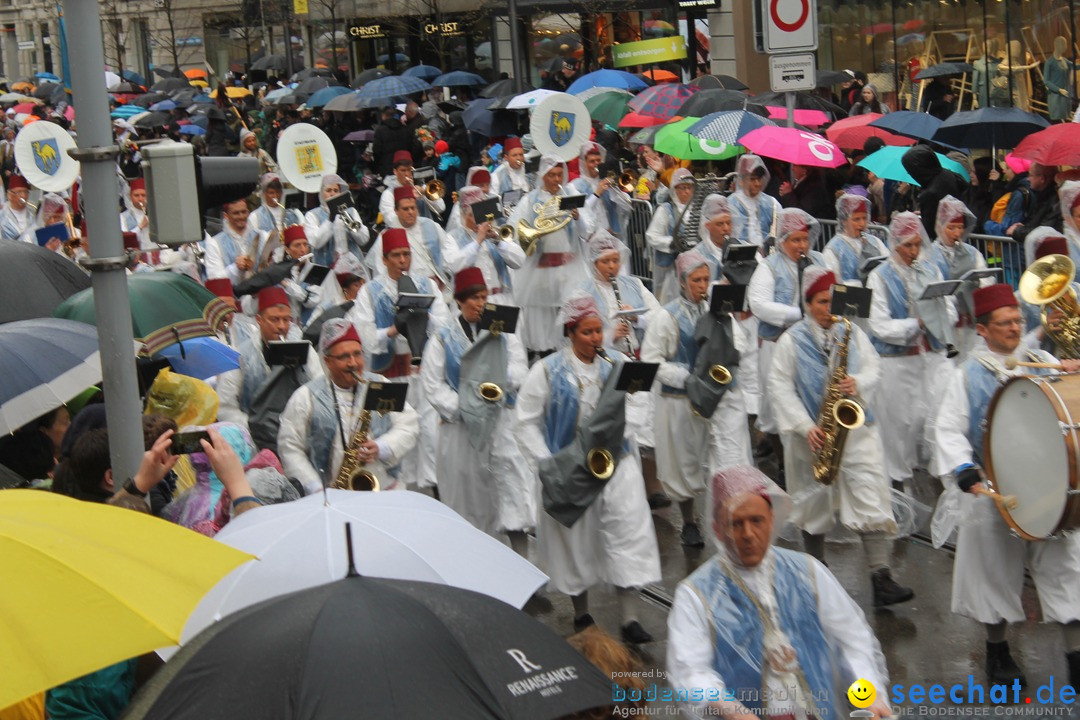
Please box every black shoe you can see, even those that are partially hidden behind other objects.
[621,620,653,645]
[1067,649,1080,691]
[648,492,672,510]
[987,640,1026,686]
[871,568,914,607]
[680,522,705,548]
[572,613,595,633]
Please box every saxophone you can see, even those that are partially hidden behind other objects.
[331,372,380,491]
[812,317,866,485]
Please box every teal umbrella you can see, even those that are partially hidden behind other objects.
[858,146,968,186]
[583,91,632,128]
[654,117,744,161]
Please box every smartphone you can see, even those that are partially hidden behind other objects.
[169,430,210,455]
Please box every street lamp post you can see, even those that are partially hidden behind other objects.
[508,0,523,92]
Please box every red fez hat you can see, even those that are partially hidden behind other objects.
[471,168,491,186]
[804,270,837,301]
[1073,194,1080,211]
[7,175,28,191]
[257,286,290,313]
[1035,235,1069,260]
[948,214,965,225]
[283,224,307,246]
[393,185,414,205]
[326,322,361,351]
[392,150,413,167]
[122,232,139,251]
[382,228,409,255]
[336,270,362,286]
[205,278,234,299]
[973,284,1018,319]
[453,266,487,300]
[504,137,523,152]
[129,178,146,192]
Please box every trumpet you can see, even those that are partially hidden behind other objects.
[595,347,615,364]
[709,365,733,385]
[340,206,365,234]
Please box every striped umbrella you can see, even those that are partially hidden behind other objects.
[686,110,777,144]
[353,75,431,108]
[627,83,694,121]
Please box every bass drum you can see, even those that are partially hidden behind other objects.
[984,374,1080,540]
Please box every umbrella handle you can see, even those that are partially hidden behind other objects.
[171,327,186,360]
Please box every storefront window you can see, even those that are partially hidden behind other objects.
[348,14,492,78]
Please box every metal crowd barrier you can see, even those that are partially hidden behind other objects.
[627,198,654,287]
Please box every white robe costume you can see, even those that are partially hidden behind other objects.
[644,199,688,305]
[445,225,526,306]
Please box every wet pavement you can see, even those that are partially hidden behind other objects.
[522,459,1079,716]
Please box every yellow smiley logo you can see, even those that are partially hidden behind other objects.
[847,678,876,709]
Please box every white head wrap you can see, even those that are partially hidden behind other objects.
[777,208,820,247]
[933,195,976,243]
[556,290,602,329]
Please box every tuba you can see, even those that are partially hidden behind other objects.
[517,195,573,257]
[812,317,866,485]
[1019,253,1080,359]
[331,372,380,491]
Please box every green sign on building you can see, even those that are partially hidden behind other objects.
[612,36,688,68]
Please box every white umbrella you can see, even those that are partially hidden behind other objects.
[169,490,548,655]
[104,71,121,89]
[506,88,559,110]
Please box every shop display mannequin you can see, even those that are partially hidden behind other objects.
[972,37,1001,109]
[992,39,1039,110]
[1044,36,1076,121]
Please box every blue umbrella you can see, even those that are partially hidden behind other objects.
[306,85,352,108]
[931,107,1049,150]
[858,146,969,186]
[377,53,410,64]
[0,318,109,435]
[868,111,942,142]
[110,105,143,118]
[567,69,649,94]
[149,99,178,112]
[431,71,487,87]
[461,97,517,137]
[155,336,239,381]
[122,70,147,86]
[264,87,293,102]
[190,93,213,104]
[686,110,776,143]
[402,65,442,81]
[354,75,431,108]
[179,124,206,136]
[191,115,209,129]
[33,72,60,82]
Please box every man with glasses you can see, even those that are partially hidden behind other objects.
[1,174,33,244]
[278,317,419,494]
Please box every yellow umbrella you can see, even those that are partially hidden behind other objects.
[189,79,209,88]
[224,86,252,98]
[0,490,254,708]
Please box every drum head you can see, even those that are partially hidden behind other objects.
[987,377,1069,538]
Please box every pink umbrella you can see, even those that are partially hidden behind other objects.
[766,106,830,127]
[64,105,75,122]
[12,102,37,114]
[618,111,668,129]
[740,126,847,168]
[825,113,914,151]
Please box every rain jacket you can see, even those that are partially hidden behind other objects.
[901,145,968,237]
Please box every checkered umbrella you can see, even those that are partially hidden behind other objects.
[686,110,776,144]
[627,83,694,121]
[353,75,431,108]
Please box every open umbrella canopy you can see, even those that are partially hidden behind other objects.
[123,573,612,720]
[915,62,974,80]
[858,145,969,186]
[342,129,375,142]
[462,97,518,137]
[931,107,1049,149]
[178,124,205,136]
[53,273,232,355]
[868,110,943,142]
[1012,123,1080,167]
[295,76,340,96]
[402,64,442,80]
[566,69,649,94]
[33,71,60,82]
[131,92,167,108]
[0,490,252,709]
[479,78,535,98]
[148,99,178,112]
[752,90,847,119]
[639,68,679,83]
[155,336,240,380]
[251,54,303,72]
[353,75,431,107]
[766,106,829,126]
[655,116,743,160]
[488,88,558,110]
[678,88,763,117]
[686,110,776,144]
[0,239,90,325]
[350,68,392,88]
[626,124,664,145]
[816,69,852,87]
[628,83,695,121]
[825,113,915,150]
[323,90,363,112]
[584,90,633,127]
[133,111,169,129]
[108,81,144,94]
[690,74,748,90]
[740,126,847,167]
[0,92,35,104]
[618,111,668,128]
[305,85,352,108]
[431,70,487,87]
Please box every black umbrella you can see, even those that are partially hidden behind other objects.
[930,107,1049,150]
[121,572,612,720]
[295,76,339,96]
[816,69,852,87]
[153,66,181,79]
[351,68,392,88]
[129,92,168,108]
[251,54,304,72]
[150,76,190,93]
[290,67,335,82]
[0,242,90,324]
[690,74,749,91]
[33,82,66,102]
[480,78,535,98]
[678,88,763,117]
[750,90,847,119]
[133,111,170,129]
[462,97,518,137]
[915,62,975,80]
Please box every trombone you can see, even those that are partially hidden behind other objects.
[407,177,445,220]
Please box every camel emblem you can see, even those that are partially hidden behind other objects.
[549,111,575,147]
[31,139,60,175]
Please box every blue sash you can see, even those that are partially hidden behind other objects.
[789,320,874,424]
[368,275,434,372]
[660,298,700,396]
[758,251,825,341]
[541,350,613,454]
[306,375,395,485]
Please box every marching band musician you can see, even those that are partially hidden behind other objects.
[1020,230,1073,346]
[569,142,631,239]
[490,137,532,197]
[642,250,753,548]
[507,154,588,357]
[119,177,152,250]
[769,268,914,606]
[645,168,696,305]
[303,174,369,266]
[0,174,33,243]
[32,193,76,255]
[419,266,534,552]
[250,173,303,237]
[927,196,993,359]
[445,185,525,305]
[866,211,957,493]
[217,286,323,454]
[822,194,888,286]
[303,252,368,341]
[278,318,419,495]
[728,155,782,249]
[932,284,1080,688]
[748,208,827,478]
[379,150,445,228]
[348,228,448,492]
[205,198,270,285]
[275,225,323,325]
[578,229,659,354]
[515,293,661,644]
[444,167,496,236]
[366,186,456,296]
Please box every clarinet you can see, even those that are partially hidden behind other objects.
[609,273,633,356]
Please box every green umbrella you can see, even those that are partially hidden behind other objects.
[654,117,744,161]
[53,273,232,355]
[583,91,632,128]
